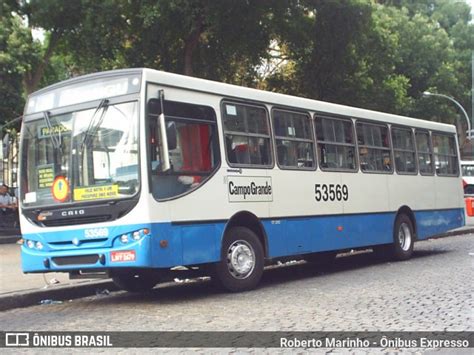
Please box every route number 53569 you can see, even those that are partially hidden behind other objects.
[315,184,349,202]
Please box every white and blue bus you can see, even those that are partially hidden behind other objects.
[19,69,465,292]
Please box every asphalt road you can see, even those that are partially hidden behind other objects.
[0,234,472,352]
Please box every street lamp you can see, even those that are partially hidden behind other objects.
[423,91,472,140]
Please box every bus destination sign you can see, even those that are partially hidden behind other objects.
[227,176,273,203]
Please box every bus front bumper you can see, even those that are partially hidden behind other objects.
[21,235,153,273]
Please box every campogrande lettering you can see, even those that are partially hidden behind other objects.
[228,181,272,200]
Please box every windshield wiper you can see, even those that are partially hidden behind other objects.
[42,111,61,149]
[81,99,109,151]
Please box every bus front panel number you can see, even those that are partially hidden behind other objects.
[314,184,348,202]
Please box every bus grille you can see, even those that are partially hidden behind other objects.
[40,215,111,227]
[49,238,108,249]
[52,255,99,266]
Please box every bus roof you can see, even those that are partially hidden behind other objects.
[29,68,456,133]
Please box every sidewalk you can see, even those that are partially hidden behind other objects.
[0,227,21,244]
[0,239,117,311]
[0,225,473,311]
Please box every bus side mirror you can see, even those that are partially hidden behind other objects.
[148,99,160,115]
[166,122,177,150]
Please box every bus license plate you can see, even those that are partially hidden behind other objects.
[111,250,136,262]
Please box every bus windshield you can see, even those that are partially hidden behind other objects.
[20,101,139,208]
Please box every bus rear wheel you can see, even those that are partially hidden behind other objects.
[112,269,158,293]
[391,214,414,261]
[214,227,264,292]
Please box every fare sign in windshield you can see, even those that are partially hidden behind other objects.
[227,176,273,203]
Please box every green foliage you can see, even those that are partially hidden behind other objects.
[0,2,38,126]
[0,0,472,138]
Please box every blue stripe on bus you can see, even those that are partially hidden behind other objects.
[415,209,465,239]
[21,208,464,273]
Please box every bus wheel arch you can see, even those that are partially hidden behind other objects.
[223,211,269,258]
[213,212,268,292]
[396,206,417,240]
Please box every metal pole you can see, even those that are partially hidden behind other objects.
[423,91,472,141]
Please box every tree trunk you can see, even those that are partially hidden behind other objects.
[183,15,204,77]
[24,30,61,94]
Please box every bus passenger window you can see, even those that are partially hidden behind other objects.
[392,127,417,174]
[315,116,356,171]
[432,133,458,176]
[223,102,272,167]
[356,122,392,173]
[148,99,220,199]
[273,109,315,169]
[415,130,434,175]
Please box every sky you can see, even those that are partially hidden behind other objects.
[467,0,474,20]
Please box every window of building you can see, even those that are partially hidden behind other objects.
[415,130,434,175]
[356,121,392,173]
[223,102,272,167]
[432,133,459,176]
[392,127,417,174]
[273,109,315,169]
[315,116,356,171]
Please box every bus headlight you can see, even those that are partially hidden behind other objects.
[132,231,141,241]
[35,241,43,250]
[120,234,129,244]
[27,240,35,249]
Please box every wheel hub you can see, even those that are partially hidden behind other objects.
[398,222,412,251]
[227,241,255,279]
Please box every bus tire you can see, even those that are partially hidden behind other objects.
[214,227,264,292]
[391,214,414,261]
[112,269,158,293]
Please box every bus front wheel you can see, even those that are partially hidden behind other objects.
[112,269,158,293]
[391,214,414,261]
[214,227,264,292]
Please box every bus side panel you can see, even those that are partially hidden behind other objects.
[179,223,223,265]
[262,220,288,258]
[342,212,394,247]
[415,208,464,239]
[263,212,395,259]
[150,222,224,267]
[150,223,184,267]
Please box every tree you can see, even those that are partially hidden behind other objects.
[0,1,39,126]
[54,0,283,86]
[266,0,412,113]
[265,0,473,128]
[377,0,473,122]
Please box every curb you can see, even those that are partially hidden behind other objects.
[431,227,474,238]
[0,280,119,312]
[0,234,21,245]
